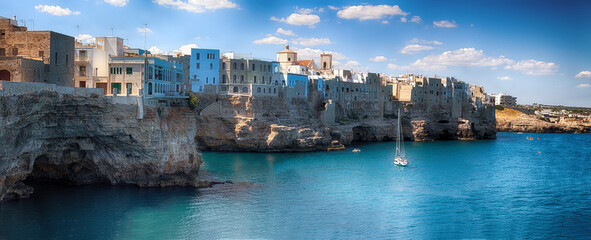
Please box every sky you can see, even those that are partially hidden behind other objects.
[2,0,591,106]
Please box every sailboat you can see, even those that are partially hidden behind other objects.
[394,108,409,166]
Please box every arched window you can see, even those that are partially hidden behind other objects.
[254,76,257,83]
[210,63,213,70]
[233,75,236,83]
[222,62,226,70]
[257,87,261,93]
[233,63,236,70]
[242,87,248,93]
[222,75,226,83]
[233,86,239,93]
[275,80,278,85]
[240,75,244,83]
[240,63,244,70]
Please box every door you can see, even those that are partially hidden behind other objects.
[0,70,10,81]
[111,83,121,95]
[79,81,86,88]
[126,83,132,95]
[96,83,107,95]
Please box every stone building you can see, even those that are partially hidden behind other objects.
[219,52,279,96]
[74,37,124,90]
[0,16,74,86]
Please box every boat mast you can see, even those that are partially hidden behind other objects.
[396,108,401,156]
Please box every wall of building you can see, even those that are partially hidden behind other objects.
[190,48,219,93]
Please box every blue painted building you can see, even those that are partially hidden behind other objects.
[189,48,220,93]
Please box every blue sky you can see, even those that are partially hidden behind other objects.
[3,0,591,106]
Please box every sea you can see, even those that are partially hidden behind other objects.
[1,132,590,239]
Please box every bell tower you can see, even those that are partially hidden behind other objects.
[321,53,332,72]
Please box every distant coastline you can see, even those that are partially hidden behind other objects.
[496,108,591,133]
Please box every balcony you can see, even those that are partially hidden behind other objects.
[75,56,89,64]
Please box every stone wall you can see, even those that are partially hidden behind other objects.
[0,81,102,97]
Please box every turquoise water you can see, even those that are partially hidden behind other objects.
[1,132,591,239]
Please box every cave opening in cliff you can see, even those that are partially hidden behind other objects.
[352,126,378,142]
[25,153,107,185]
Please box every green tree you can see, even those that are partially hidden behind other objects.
[187,91,199,110]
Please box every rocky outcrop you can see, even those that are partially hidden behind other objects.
[496,108,591,133]
[193,95,496,152]
[0,92,201,202]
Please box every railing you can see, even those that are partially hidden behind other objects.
[75,56,89,62]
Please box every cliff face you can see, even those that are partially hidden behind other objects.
[496,108,591,133]
[0,93,201,202]
[194,95,496,152]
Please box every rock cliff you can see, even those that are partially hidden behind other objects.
[194,94,496,152]
[496,108,591,133]
[0,92,201,202]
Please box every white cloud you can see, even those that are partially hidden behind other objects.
[137,27,152,34]
[504,59,559,75]
[253,35,288,45]
[328,5,340,11]
[104,0,129,7]
[369,56,388,62]
[295,7,323,14]
[382,20,389,24]
[154,0,238,13]
[400,17,407,22]
[174,44,199,55]
[148,46,163,55]
[433,20,457,28]
[291,47,349,65]
[270,13,320,26]
[575,71,591,78]
[409,16,422,23]
[409,38,443,45]
[276,28,296,36]
[497,76,512,81]
[337,4,407,20]
[576,84,591,88]
[400,44,435,55]
[34,5,80,16]
[76,34,95,44]
[391,48,515,71]
[291,37,331,46]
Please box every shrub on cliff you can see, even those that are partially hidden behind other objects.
[495,105,505,111]
[187,91,199,110]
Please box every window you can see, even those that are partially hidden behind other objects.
[65,54,68,65]
[12,48,18,56]
[196,63,200,69]
[274,66,279,73]
[288,58,291,61]
[242,87,248,93]
[257,87,261,93]
[0,30,4,39]
[127,83,132,94]
[222,75,227,83]
[126,67,132,74]
[233,87,238,93]
[222,86,227,91]
[55,52,58,65]
[206,77,208,84]
[196,53,200,60]
[233,75,236,83]
[210,63,213,70]
[240,63,244,70]
[240,75,244,83]
[213,77,215,84]
[254,76,257,83]
[233,63,236,70]
[0,48,4,56]
[223,62,226,70]
[79,66,86,76]
[252,64,256,71]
